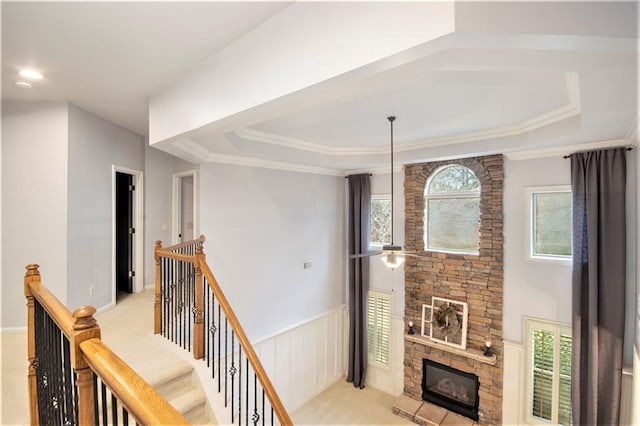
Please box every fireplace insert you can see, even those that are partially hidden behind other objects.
[422,358,480,421]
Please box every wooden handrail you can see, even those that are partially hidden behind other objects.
[154,251,197,263]
[26,268,75,337]
[154,237,293,425]
[80,338,188,426]
[159,234,206,253]
[25,264,187,426]
[198,252,293,426]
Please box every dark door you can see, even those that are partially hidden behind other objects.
[115,172,134,294]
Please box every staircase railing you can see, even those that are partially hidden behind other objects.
[24,264,188,426]
[155,236,292,426]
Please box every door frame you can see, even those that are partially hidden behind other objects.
[111,165,144,305]
[172,170,198,244]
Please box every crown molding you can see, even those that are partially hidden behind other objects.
[344,165,404,176]
[174,138,343,176]
[236,72,581,156]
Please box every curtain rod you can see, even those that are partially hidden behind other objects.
[345,174,373,178]
[563,146,634,159]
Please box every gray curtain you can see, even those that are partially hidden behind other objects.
[347,174,371,388]
[570,148,627,426]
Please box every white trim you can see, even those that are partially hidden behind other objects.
[523,317,572,426]
[234,73,581,157]
[171,170,198,245]
[111,165,144,309]
[524,185,572,265]
[345,165,403,176]
[503,340,525,426]
[174,139,343,176]
[96,301,115,315]
[251,304,348,346]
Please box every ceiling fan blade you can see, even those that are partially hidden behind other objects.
[349,250,383,259]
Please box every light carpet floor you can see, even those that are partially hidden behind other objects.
[1,288,411,425]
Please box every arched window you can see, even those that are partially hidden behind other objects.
[424,165,480,254]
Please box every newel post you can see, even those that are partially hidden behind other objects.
[193,246,205,360]
[24,264,40,426]
[72,306,100,426]
[154,240,162,334]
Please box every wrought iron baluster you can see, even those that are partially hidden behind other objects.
[224,317,228,407]
[230,332,236,423]
[239,345,242,425]
[205,277,209,368]
[92,373,99,424]
[218,303,222,392]
[245,357,249,426]
[261,388,265,426]
[123,407,129,426]
[101,381,107,424]
[252,373,259,426]
[111,393,118,425]
[62,337,74,425]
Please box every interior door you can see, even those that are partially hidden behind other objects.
[180,175,194,242]
[115,172,134,294]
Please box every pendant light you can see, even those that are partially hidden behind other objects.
[380,116,405,269]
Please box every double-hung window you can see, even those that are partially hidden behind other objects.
[525,318,572,425]
[526,186,572,262]
[370,195,391,247]
[367,289,392,367]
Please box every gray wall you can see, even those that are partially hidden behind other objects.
[143,144,174,285]
[503,154,637,366]
[198,163,345,340]
[1,101,69,328]
[143,145,196,285]
[503,156,572,341]
[66,105,144,311]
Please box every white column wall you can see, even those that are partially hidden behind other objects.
[1,101,69,328]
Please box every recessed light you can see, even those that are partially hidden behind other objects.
[19,69,43,80]
[15,81,32,89]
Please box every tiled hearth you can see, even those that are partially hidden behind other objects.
[393,394,478,426]
[399,155,504,425]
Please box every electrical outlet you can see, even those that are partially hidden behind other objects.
[89,285,95,296]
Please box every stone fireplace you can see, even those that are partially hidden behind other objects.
[398,155,504,425]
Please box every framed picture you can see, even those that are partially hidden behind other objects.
[422,296,468,349]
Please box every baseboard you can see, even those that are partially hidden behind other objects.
[96,301,115,315]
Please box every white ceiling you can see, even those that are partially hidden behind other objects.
[2,2,638,173]
[1,1,290,135]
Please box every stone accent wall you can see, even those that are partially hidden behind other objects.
[403,155,504,425]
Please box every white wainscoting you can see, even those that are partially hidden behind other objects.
[503,340,524,425]
[366,316,405,396]
[253,305,348,413]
